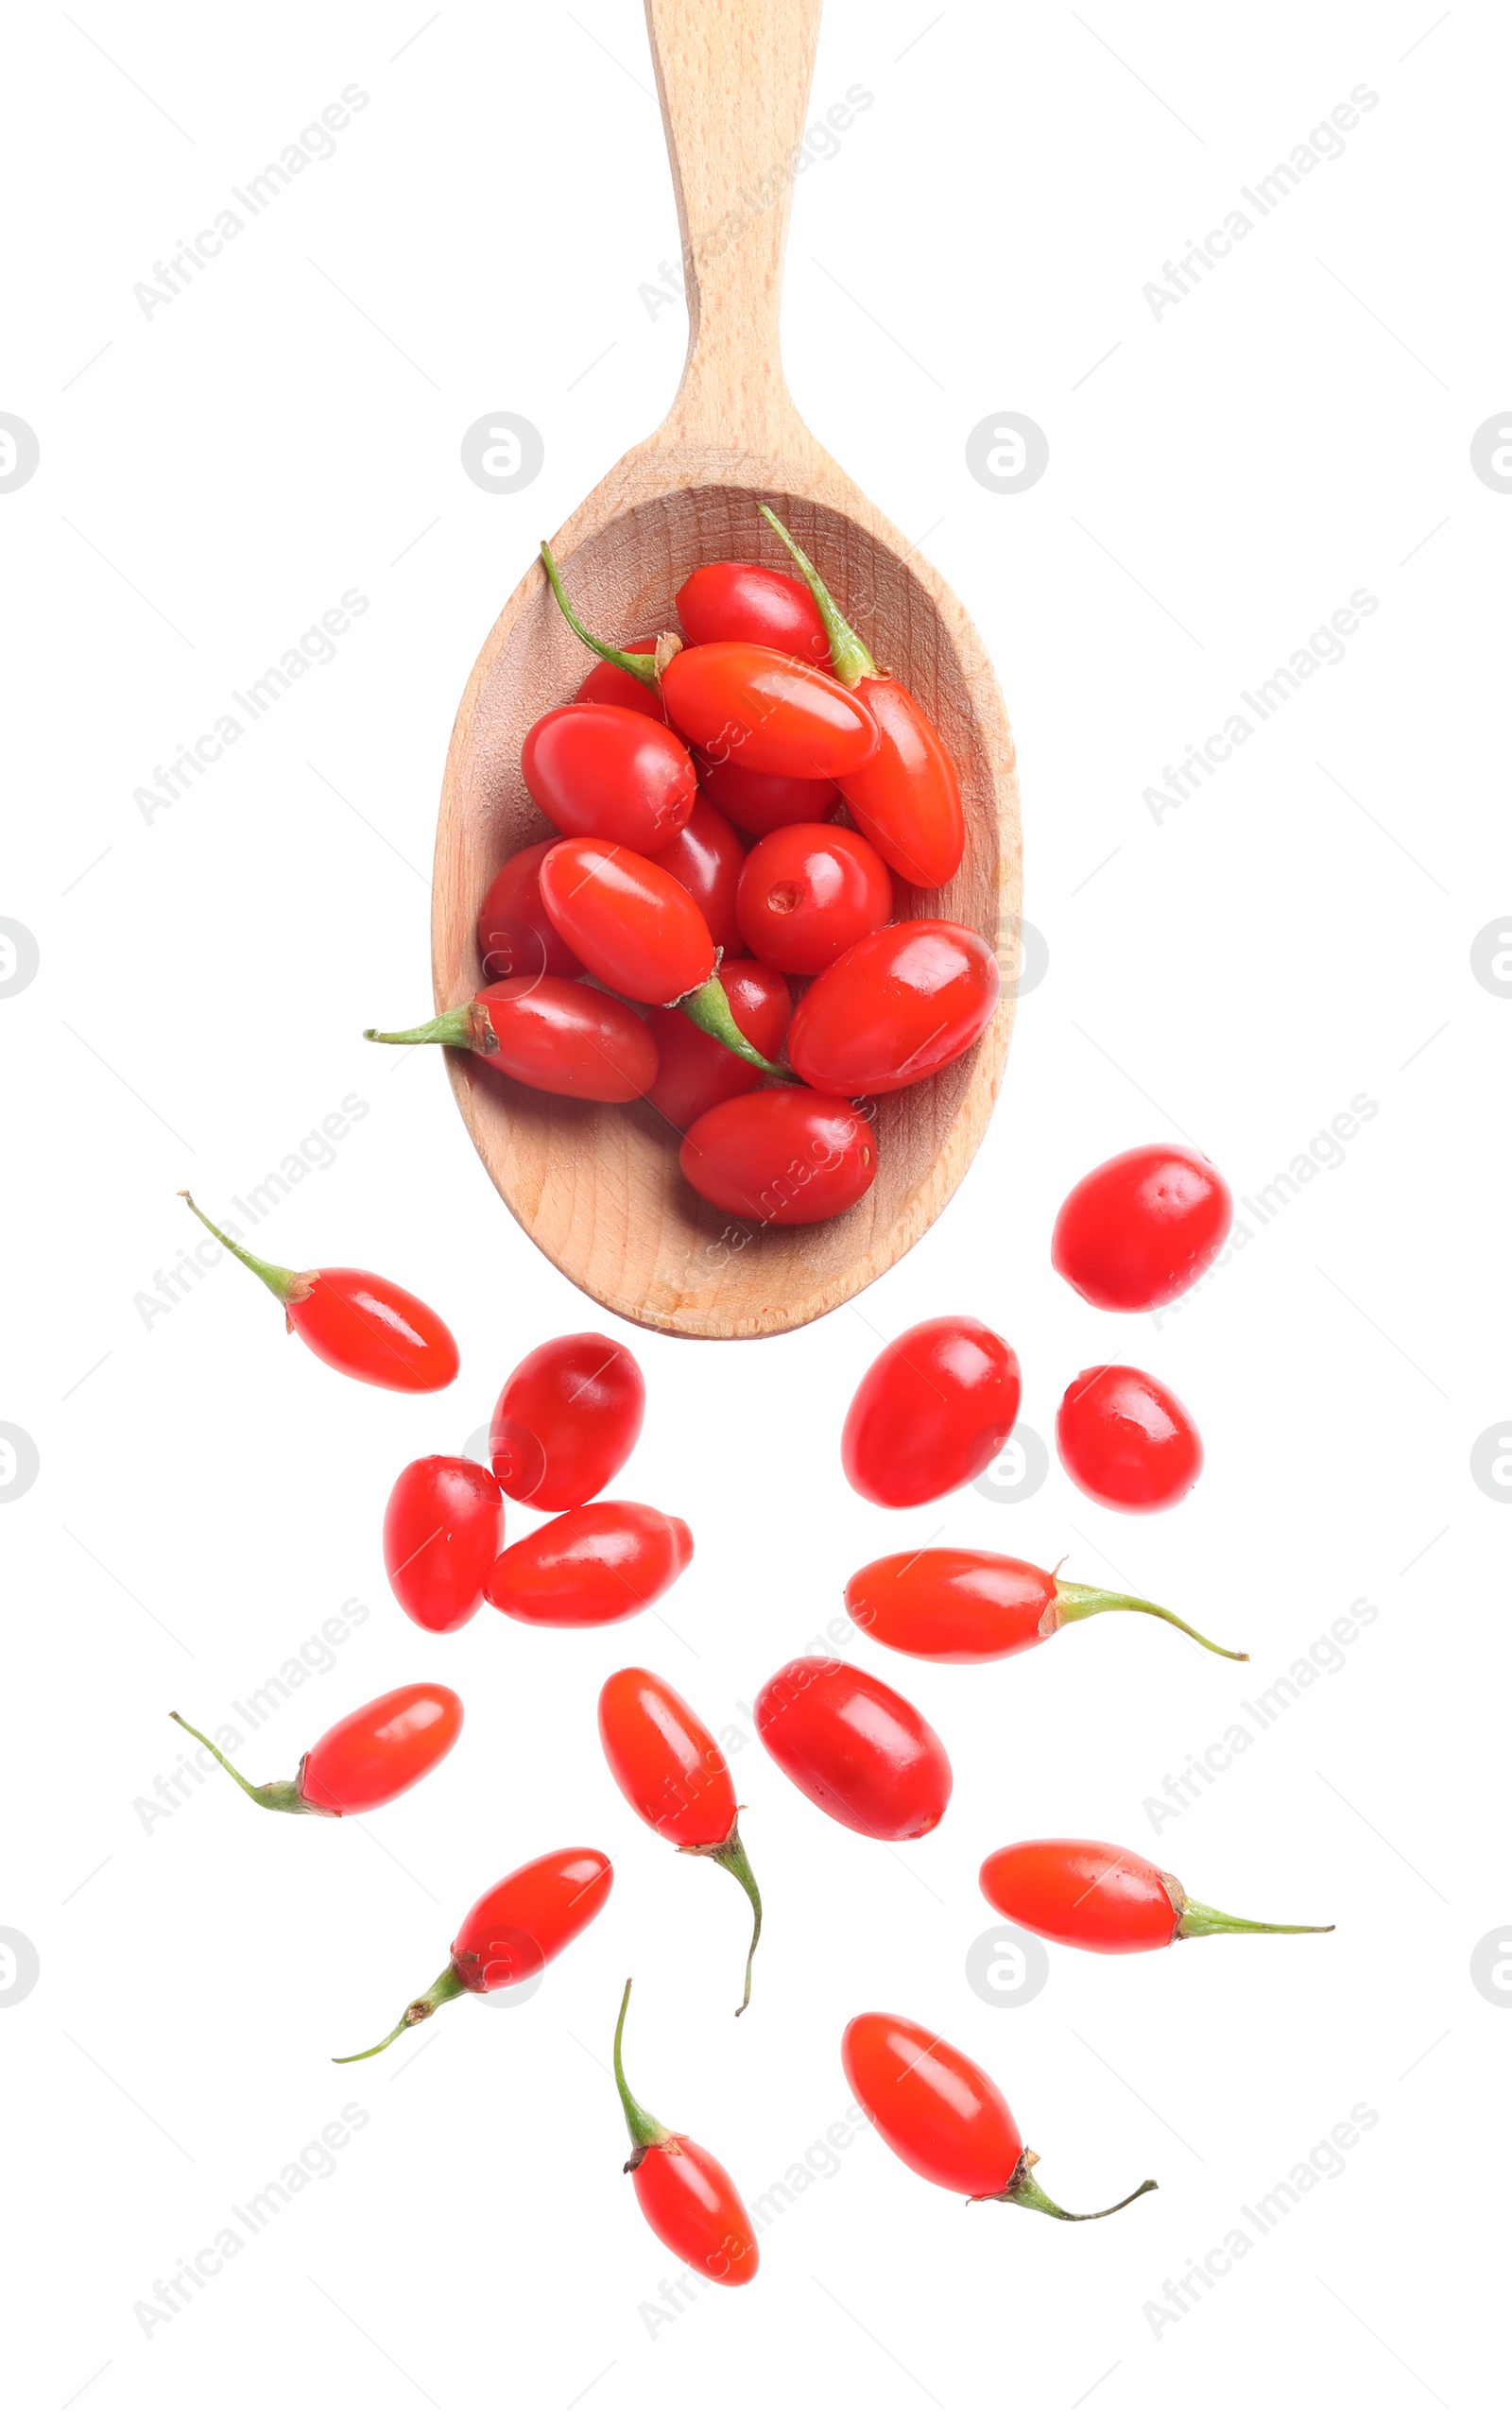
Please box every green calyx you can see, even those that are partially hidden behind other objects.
[168,1710,322,1816]
[1174,1893,1334,1941]
[1053,1579,1247,1664]
[333,1963,469,2064]
[613,1979,673,2168]
[758,505,877,689]
[986,2155,1160,2223]
[680,976,799,1083]
[539,541,662,691]
[364,1002,496,1054]
[180,1192,310,1308]
[681,1820,764,2016]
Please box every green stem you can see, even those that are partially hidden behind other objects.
[613,1979,672,2167]
[1176,1897,1334,1940]
[540,541,662,689]
[680,976,799,1082]
[684,1822,764,2016]
[759,505,877,688]
[364,1003,493,1053]
[333,1963,468,2063]
[179,1192,306,1306]
[168,1711,318,1816]
[993,2156,1159,2222]
[1054,1580,1247,1664]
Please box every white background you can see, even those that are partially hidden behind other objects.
[3,3,1505,2415]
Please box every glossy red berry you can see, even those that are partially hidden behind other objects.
[842,1316,1022,1507]
[694,756,840,835]
[645,962,791,1132]
[651,797,746,954]
[844,2011,1022,2196]
[576,636,666,720]
[384,1455,505,1633]
[180,1196,458,1394]
[367,979,659,1103]
[476,840,585,981]
[522,704,696,852]
[836,678,965,889]
[1057,1365,1204,1511]
[484,1502,693,1626]
[760,508,968,888]
[598,1669,763,2012]
[1053,1145,1234,1311]
[842,2012,1158,2219]
[489,1331,644,1509]
[679,1090,877,1226]
[735,822,892,974]
[755,1657,952,1839]
[676,559,829,664]
[662,644,879,780]
[787,920,1000,1095]
[169,1684,463,1818]
[613,1981,759,2283]
[335,1847,613,2061]
[300,1686,462,1814]
[597,1667,735,1846]
[979,1839,1332,1953]
[539,839,716,1004]
[844,1549,1246,1663]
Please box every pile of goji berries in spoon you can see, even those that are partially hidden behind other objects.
[366,509,1001,1228]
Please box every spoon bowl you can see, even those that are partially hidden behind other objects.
[432,0,1021,1339]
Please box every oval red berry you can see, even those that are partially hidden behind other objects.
[1056,1365,1203,1511]
[1053,1145,1233,1312]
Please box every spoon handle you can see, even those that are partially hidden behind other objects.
[644,0,822,455]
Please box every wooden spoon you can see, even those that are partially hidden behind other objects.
[432,0,1021,1340]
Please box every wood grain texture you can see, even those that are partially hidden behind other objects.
[431,0,1022,1339]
